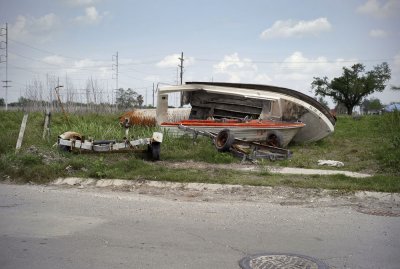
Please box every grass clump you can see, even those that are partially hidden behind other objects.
[161,134,236,164]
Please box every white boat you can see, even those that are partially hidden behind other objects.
[156,82,335,144]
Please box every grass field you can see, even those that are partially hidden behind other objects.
[0,111,399,192]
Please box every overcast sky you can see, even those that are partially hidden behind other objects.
[0,0,399,107]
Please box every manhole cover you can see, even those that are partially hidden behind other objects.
[239,253,329,269]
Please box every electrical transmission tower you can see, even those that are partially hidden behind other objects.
[112,52,118,108]
[1,23,11,111]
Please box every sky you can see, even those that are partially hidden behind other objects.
[0,0,399,108]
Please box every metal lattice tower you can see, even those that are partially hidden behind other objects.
[1,23,11,110]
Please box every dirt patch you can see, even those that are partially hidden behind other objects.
[26,145,65,165]
[155,160,372,178]
[157,160,261,172]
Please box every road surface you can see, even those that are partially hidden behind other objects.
[0,183,399,269]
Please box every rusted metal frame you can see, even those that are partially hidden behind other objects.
[177,124,291,160]
[178,124,216,140]
[230,143,291,162]
[233,139,291,158]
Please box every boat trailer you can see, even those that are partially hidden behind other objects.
[57,131,163,160]
[177,125,292,162]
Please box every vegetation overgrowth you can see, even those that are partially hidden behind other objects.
[0,111,399,192]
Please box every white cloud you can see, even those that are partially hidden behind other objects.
[394,52,400,68]
[144,75,160,82]
[211,52,359,105]
[9,13,60,43]
[42,55,66,65]
[59,58,112,78]
[357,0,400,18]
[213,53,271,83]
[65,0,98,7]
[74,6,106,24]
[273,52,357,83]
[260,18,331,39]
[73,58,103,68]
[369,29,388,37]
[156,54,195,68]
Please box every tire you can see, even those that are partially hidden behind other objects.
[59,145,71,152]
[215,129,235,152]
[266,131,283,148]
[150,142,161,161]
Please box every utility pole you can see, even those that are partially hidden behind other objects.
[112,51,118,109]
[152,83,155,107]
[178,52,184,106]
[1,23,11,111]
[145,88,147,107]
[178,52,184,85]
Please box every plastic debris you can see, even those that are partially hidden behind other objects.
[317,160,344,167]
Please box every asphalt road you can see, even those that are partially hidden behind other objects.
[0,183,399,269]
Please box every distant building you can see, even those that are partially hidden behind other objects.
[383,103,400,112]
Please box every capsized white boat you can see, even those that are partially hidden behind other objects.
[156,82,336,143]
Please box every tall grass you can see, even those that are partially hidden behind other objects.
[52,113,156,140]
[374,111,400,174]
[277,114,400,175]
[1,111,399,191]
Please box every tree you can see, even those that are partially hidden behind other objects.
[311,62,391,115]
[116,88,138,109]
[334,102,348,115]
[316,96,329,108]
[391,85,400,90]
[137,94,144,108]
[362,98,383,114]
[0,98,4,107]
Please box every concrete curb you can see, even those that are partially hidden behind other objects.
[52,177,400,203]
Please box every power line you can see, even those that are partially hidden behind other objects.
[196,58,393,64]
[9,63,42,75]
[118,60,160,66]
[9,38,110,61]
[9,50,113,71]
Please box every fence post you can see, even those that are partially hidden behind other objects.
[42,109,51,140]
[15,113,29,153]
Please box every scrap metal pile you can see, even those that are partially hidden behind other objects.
[57,131,163,161]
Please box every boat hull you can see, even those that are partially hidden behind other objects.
[157,82,335,143]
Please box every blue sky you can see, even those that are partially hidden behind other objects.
[0,0,399,107]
